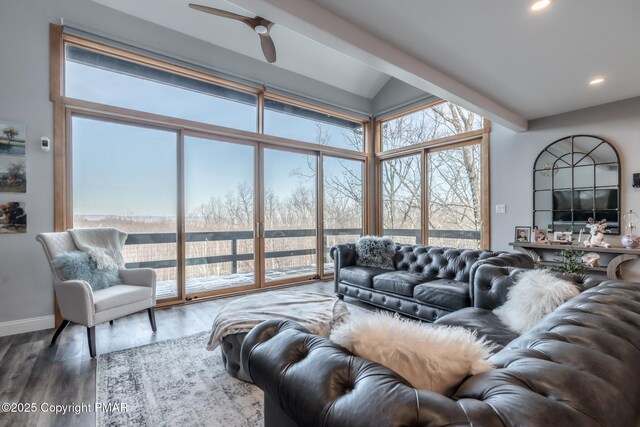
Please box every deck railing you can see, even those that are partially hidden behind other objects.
[124,228,480,271]
[124,228,362,272]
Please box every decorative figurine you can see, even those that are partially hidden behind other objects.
[583,218,611,248]
[582,253,601,268]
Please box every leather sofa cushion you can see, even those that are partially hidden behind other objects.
[340,266,390,288]
[372,272,432,297]
[394,245,501,282]
[435,307,519,351]
[413,280,470,310]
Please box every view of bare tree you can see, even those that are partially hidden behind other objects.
[382,102,483,248]
[74,101,484,297]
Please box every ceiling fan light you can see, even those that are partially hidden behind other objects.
[529,0,552,12]
[254,25,269,34]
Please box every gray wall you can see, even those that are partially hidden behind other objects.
[490,96,640,252]
[0,0,372,330]
[372,77,432,117]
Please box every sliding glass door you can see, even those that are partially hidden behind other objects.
[323,156,364,274]
[184,136,257,296]
[71,116,366,302]
[72,116,178,300]
[262,148,317,283]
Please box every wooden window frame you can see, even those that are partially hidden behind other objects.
[374,101,491,249]
[50,25,370,314]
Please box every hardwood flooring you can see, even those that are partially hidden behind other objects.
[0,281,333,427]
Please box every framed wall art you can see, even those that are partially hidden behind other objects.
[0,119,26,193]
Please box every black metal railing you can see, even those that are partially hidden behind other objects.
[384,228,482,244]
[124,228,480,271]
[124,228,362,272]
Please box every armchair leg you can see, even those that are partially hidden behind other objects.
[50,320,69,346]
[87,326,96,358]
[148,307,157,332]
[109,320,114,325]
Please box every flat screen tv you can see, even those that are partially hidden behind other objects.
[552,189,618,222]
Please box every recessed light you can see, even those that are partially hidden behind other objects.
[529,0,552,12]
[589,77,605,85]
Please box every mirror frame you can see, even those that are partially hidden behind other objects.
[533,134,621,235]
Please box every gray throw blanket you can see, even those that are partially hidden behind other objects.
[69,228,127,270]
[207,290,349,350]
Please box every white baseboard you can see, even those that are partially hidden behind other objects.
[0,315,55,337]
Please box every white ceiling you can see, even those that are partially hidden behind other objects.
[92,0,391,99]
[92,0,640,129]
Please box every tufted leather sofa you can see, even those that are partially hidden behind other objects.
[330,243,533,322]
[241,270,640,427]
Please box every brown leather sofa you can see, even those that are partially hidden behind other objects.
[241,267,640,427]
[331,243,533,322]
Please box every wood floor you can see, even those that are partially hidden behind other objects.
[0,281,333,427]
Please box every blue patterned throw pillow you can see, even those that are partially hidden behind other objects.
[52,251,121,291]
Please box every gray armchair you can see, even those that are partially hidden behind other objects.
[36,230,157,357]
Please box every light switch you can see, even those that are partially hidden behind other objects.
[495,204,506,214]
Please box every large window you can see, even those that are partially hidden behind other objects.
[72,117,179,299]
[381,155,422,244]
[378,101,489,249]
[381,101,483,151]
[264,98,364,151]
[428,144,482,248]
[263,149,317,282]
[54,31,368,307]
[323,156,365,273]
[184,136,257,295]
[65,45,258,132]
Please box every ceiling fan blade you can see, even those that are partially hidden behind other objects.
[259,33,277,63]
[189,3,253,24]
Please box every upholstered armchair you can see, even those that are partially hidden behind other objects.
[36,230,157,357]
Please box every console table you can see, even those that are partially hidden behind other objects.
[510,242,640,280]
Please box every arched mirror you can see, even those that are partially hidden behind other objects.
[533,135,620,235]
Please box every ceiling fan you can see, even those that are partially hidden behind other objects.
[189,3,277,63]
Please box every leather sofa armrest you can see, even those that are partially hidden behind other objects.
[468,252,533,301]
[471,265,530,310]
[471,263,607,310]
[330,243,357,292]
[241,320,472,427]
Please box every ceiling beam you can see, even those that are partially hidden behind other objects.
[228,0,528,131]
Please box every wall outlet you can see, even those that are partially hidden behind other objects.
[495,204,506,214]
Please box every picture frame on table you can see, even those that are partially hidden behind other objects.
[515,226,531,243]
[553,231,573,243]
[534,228,549,244]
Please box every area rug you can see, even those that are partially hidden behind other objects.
[97,332,262,427]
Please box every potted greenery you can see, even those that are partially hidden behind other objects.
[554,248,585,274]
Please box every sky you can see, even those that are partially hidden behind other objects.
[68,54,367,219]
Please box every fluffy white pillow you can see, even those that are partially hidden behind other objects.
[494,269,579,334]
[330,312,495,395]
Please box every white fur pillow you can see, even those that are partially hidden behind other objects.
[494,269,580,334]
[330,312,495,395]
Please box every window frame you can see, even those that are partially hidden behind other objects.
[375,101,491,249]
[50,25,371,313]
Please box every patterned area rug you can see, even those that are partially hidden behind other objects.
[97,332,262,427]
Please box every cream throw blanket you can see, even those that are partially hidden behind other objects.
[207,290,349,350]
[69,228,128,270]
